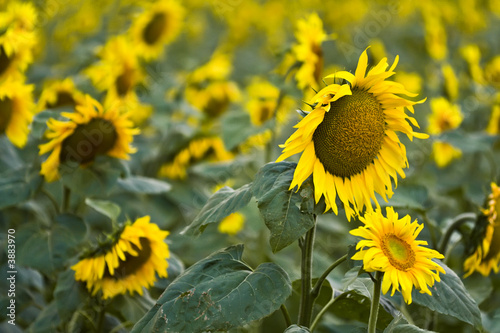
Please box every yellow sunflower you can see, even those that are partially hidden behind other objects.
[431,141,462,168]
[129,0,184,61]
[218,212,245,235]
[0,20,36,82]
[185,53,240,118]
[441,64,459,101]
[37,78,85,111]
[464,182,500,277]
[460,44,485,85]
[72,216,170,299]
[0,1,37,31]
[159,136,233,179]
[276,49,428,220]
[486,104,500,134]
[39,95,140,182]
[350,207,445,304]
[485,55,500,88]
[0,79,35,148]
[104,92,153,126]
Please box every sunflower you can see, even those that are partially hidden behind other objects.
[37,78,85,111]
[350,207,445,304]
[276,49,428,220]
[485,56,500,88]
[185,53,240,118]
[486,105,500,134]
[218,212,245,235]
[39,95,140,182]
[159,136,233,179]
[129,0,184,61]
[104,92,153,126]
[464,183,500,277]
[460,44,485,85]
[0,79,35,148]
[427,97,462,167]
[441,64,459,101]
[72,216,170,299]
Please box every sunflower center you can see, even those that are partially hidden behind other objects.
[258,105,273,124]
[0,46,12,76]
[381,234,416,271]
[104,237,152,279]
[204,95,230,117]
[312,88,385,178]
[59,118,118,164]
[143,13,167,45]
[438,117,453,132]
[115,68,134,97]
[47,91,76,109]
[0,97,13,134]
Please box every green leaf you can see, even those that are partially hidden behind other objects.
[131,245,292,333]
[383,185,428,211]
[182,184,253,235]
[28,302,61,333]
[53,270,86,321]
[411,260,482,329]
[384,315,436,333]
[0,167,41,209]
[109,293,156,324]
[252,162,315,252]
[85,198,121,221]
[117,176,171,194]
[284,325,311,333]
[221,111,262,150]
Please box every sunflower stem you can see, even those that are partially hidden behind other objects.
[438,212,476,254]
[368,271,383,333]
[62,186,71,213]
[311,254,347,298]
[280,304,292,327]
[310,293,344,332]
[298,222,316,327]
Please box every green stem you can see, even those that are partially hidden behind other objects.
[298,222,316,327]
[368,271,383,333]
[96,303,105,333]
[310,294,344,332]
[311,254,347,298]
[62,186,71,213]
[280,304,292,327]
[438,212,476,254]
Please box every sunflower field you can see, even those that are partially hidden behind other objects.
[1,0,500,332]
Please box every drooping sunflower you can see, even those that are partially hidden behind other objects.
[0,79,35,148]
[39,95,140,182]
[464,182,500,277]
[427,97,463,167]
[185,52,240,118]
[37,78,85,111]
[129,0,184,61]
[350,207,445,304]
[218,212,245,235]
[276,49,428,220]
[159,136,233,179]
[72,216,170,299]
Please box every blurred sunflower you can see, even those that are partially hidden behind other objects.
[485,56,500,88]
[277,49,428,220]
[441,64,459,101]
[130,0,184,61]
[0,1,37,31]
[39,95,139,182]
[421,4,447,60]
[0,19,36,82]
[427,97,463,167]
[159,136,233,179]
[464,182,500,277]
[72,216,170,299]
[350,207,445,304]
[37,78,85,111]
[486,105,500,134]
[460,44,485,84]
[0,80,35,148]
[185,53,240,118]
[218,212,245,235]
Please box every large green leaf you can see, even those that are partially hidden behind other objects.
[0,167,41,209]
[131,245,291,333]
[252,162,315,252]
[53,269,86,322]
[384,315,436,333]
[411,260,482,329]
[182,184,253,235]
[116,176,171,194]
[85,198,121,221]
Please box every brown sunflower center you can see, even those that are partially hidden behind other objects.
[312,88,385,178]
[0,46,12,76]
[143,13,167,45]
[204,95,230,117]
[115,68,134,97]
[104,237,152,280]
[258,105,273,124]
[438,117,453,132]
[0,97,14,134]
[46,91,76,109]
[381,234,416,271]
[59,118,117,164]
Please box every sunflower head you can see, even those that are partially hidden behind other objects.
[129,0,184,61]
[38,95,140,182]
[37,78,85,111]
[218,212,245,235]
[72,216,170,299]
[427,97,462,135]
[0,79,35,148]
[464,182,500,277]
[485,56,500,88]
[350,207,445,304]
[277,48,428,220]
